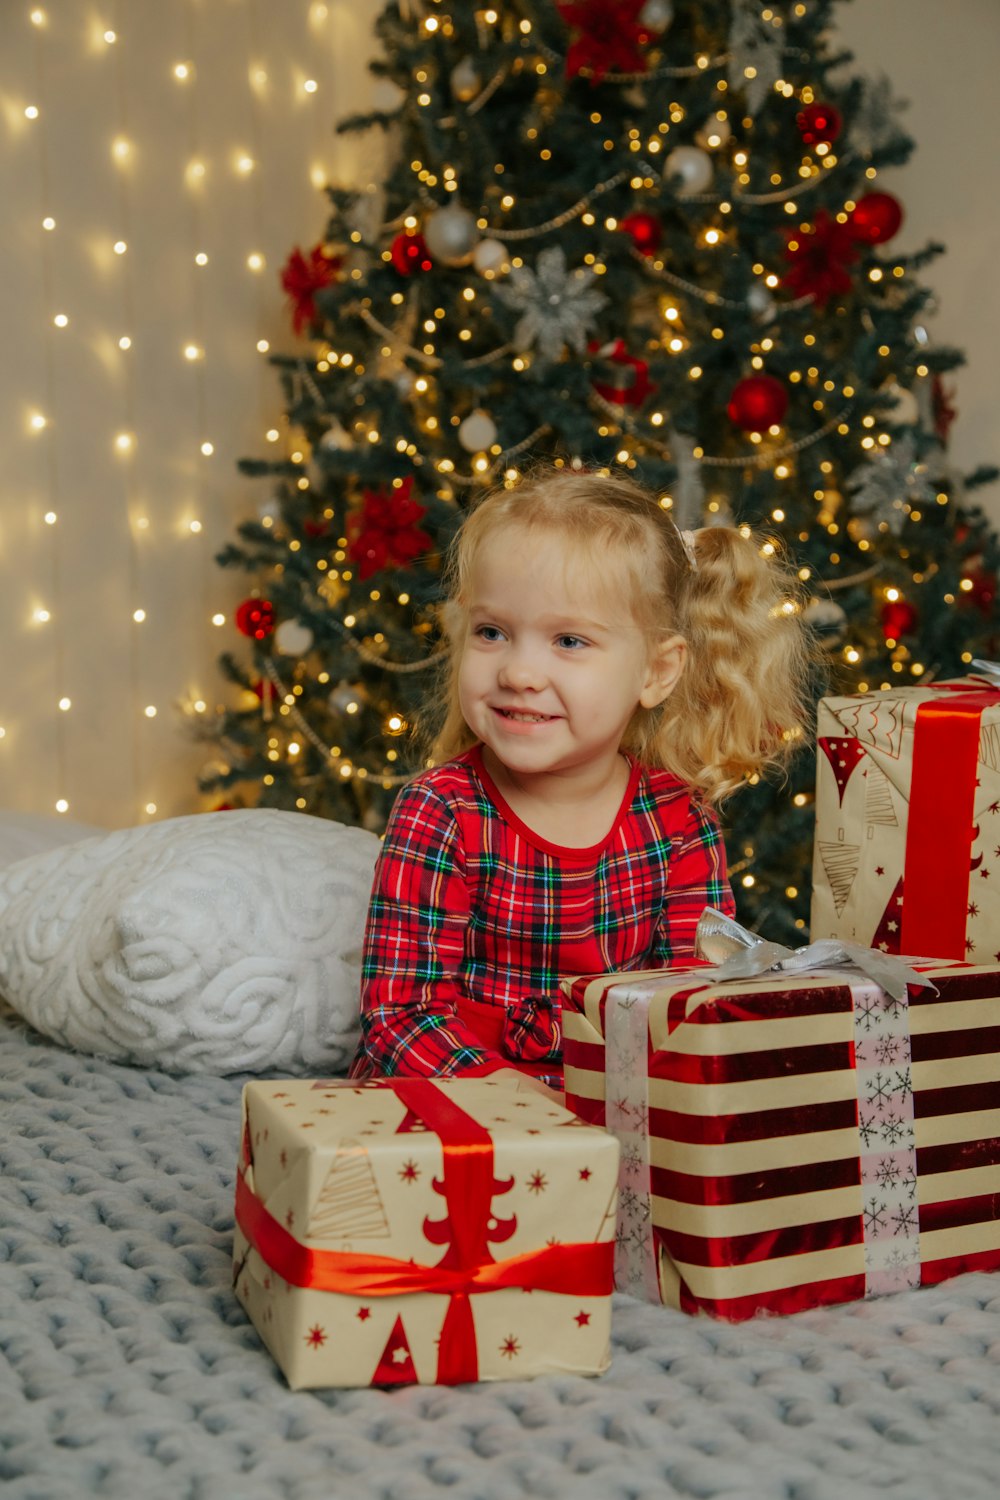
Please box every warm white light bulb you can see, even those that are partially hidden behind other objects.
[42,216,55,231]
[44,511,57,525]
[184,344,202,361]
[30,9,47,25]
[103,29,116,43]
[200,441,214,456]
[133,608,146,622]
[25,105,39,120]
[173,63,190,80]
[115,432,133,453]
[246,253,264,272]
[144,705,157,719]
[58,697,71,711]
[189,520,202,534]
[256,339,269,353]
[145,802,157,815]
[304,79,318,93]
[118,336,131,350]
[195,252,208,266]
[113,240,127,255]
[53,313,68,327]
[212,613,226,627]
[29,412,47,431]
[55,799,69,813]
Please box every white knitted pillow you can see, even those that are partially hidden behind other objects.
[0,808,379,1075]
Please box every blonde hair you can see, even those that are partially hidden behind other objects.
[427,466,813,804]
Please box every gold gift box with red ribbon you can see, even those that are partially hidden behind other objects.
[811,676,1000,960]
[232,1076,618,1388]
[561,958,1000,1321]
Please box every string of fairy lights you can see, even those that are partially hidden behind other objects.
[5,0,365,822]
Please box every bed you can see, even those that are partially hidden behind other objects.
[3,813,1000,1500]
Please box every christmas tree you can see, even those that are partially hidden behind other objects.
[204,0,999,942]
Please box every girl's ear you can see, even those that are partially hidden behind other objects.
[639,635,686,709]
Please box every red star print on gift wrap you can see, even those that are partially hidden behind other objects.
[527,1171,548,1194]
[399,1159,420,1183]
[574,1311,592,1327]
[499,1335,521,1359]
[876,867,885,877]
[357,1307,371,1322]
[818,737,868,804]
[579,1167,592,1181]
[304,1325,327,1349]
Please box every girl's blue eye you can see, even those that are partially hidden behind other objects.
[475,624,505,642]
[557,634,587,651]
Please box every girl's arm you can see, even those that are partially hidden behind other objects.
[350,780,508,1079]
[653,794,736,965]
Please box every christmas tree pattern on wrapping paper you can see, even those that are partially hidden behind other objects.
[818,736,868,805]
[831,698,906,760]
[864,764,898,826]
[817,840,861,916]
[371,1314,416,1386]
[307,1139,390,1240]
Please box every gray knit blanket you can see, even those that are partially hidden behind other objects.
[3,1000,1000,1500]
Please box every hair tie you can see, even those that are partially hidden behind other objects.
[678,528,698,572]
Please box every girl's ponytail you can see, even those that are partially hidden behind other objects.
[639,526,813,804]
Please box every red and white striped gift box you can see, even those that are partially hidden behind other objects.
[561,960,1000,1320]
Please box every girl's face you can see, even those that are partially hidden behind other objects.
[457,527,683,791]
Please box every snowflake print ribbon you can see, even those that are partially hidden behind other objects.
[851,981,921,1295]
[604,981,663,1302]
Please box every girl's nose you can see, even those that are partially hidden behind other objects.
[497,646,544,691]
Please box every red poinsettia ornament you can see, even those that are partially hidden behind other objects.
[347,477,432,581]
[781,211,859,305]
[280,244,342,335]
[557,0,658,84]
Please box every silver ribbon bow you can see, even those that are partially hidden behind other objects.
[971,658,1000,686]
[693,907,936,1002]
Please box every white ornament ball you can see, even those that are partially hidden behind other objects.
[450,55,481,103]
[273,619,315,656]
[424,203,479,266]
[458,409,498,453]
[472,238,510,277]
[695,113,732,150]
[329,683,363,716]
[319,421,352,451]
[371,78,405,114]
[804,598,847,642]
[662,145,713,198]
[395,369,417,397]
[884,383,920,425]
[640,0,674,28]
[747,283,776,324]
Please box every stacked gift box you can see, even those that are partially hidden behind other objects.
[811,674,1000,962]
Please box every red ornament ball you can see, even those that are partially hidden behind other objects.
[850,192,904,245]
[390,232,433,275]
[795,101,842,147]
[727,374,788,432]
[880,598,918,642]
[619,212,663,256]
[235,598,276,641]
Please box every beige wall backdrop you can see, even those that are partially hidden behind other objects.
[1,0,997,828]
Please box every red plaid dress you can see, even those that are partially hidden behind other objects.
[350,744,734,1087]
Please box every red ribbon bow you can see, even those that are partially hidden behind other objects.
[235,1078,613,1384]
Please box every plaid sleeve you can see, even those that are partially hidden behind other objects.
[652,794,736,965]
[349,779,506,1080]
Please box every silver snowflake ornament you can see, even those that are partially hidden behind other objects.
[853,74,907,158]
[846,435,942,536]
[728,1,784,117]
[494,245,607,361]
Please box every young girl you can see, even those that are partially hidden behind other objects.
[349,466,811,1097]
